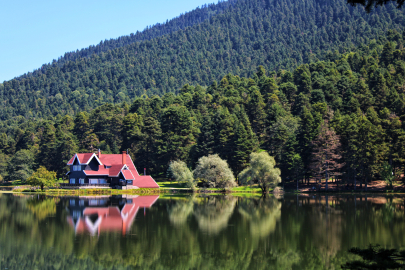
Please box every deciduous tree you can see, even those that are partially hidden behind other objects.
[309,120,344,190]
[27,166,57,191]
[239,152,281,193]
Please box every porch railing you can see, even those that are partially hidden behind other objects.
[60,183,110,187]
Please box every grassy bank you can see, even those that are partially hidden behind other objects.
[158,181,263,193]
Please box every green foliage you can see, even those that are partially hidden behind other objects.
[1,0,405,120]
[193,154,236,189]
[26,166,57,191]
[381,162,395,188]
[239,152,281,193]
[3,30,405,186]
[7,149,35,182]
[167,160,196,190]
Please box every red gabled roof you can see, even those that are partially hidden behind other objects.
[133,176,160,188]
[108,164,124,177]
[84,169,109,176]
[67,153,102,165]
[122,170,134,180]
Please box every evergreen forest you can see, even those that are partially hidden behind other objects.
[1,0,405,121]
[2,29,405,188]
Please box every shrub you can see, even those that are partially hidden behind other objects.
[167,160,196,190]
[193,154,236,189]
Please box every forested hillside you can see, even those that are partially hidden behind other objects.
[28,1,235,71]
[2,30,405,187]
[1,0,405,120]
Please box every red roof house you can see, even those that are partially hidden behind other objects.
[66,150,159,188]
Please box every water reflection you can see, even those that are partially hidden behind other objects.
[67,195,159,235]
[1,194,405,269]
[193,195,237,234]
[238,196,281,238]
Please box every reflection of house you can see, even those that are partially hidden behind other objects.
[65,150,159,188]
[67,195,159,235]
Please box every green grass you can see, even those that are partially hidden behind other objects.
[231,186,263,193]
[158,181,188,189]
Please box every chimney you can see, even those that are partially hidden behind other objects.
[98,149,101,158]
[144,168,146,175]
[122,151,126,165]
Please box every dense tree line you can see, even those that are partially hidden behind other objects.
[1,0,405,120]
[2,31,405,188]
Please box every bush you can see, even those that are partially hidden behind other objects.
[167,160,196,189]
[193,154,236,189]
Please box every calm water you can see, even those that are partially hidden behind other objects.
[0,193,404,269]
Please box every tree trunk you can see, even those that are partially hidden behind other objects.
[364,177,368,191]
[41,184,44,192]
[354,168,357,190]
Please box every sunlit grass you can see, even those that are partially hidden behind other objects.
[158,181,188,189]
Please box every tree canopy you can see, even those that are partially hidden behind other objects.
[26,166,57,191]
[239,152,281,193]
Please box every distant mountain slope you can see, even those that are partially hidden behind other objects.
[1,0,405,120]
[19,1,235,76]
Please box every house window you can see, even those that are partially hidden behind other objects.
[99,178,107,184]
[73,165,81,171]
[127,180,133,185]
[79,178,85,184]
[89,179,98,184]
[70,178,76,184]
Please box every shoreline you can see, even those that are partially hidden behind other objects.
[2,188,405,196]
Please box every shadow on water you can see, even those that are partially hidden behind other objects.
[342,244,405,269]
[1,193,405,269]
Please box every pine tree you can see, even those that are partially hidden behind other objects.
[141,116,162,174]
[246,88,267,143]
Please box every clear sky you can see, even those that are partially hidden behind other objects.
[0,0,215,82]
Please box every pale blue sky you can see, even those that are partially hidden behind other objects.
[0,0,215,82]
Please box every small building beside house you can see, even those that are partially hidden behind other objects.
[65,150,159,189]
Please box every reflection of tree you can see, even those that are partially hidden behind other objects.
[238,196,281,238]
[4,194,405,269]
[193,196,237,235]
[167,195,195,227]
[26,196,59,220]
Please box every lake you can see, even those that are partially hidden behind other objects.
[0,193,404,269]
